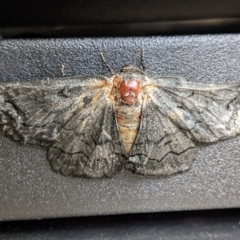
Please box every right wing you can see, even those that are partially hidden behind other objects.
[149,76,240,143]
[125,76,240,176]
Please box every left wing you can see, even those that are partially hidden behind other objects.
[0,76,125,178]
[0,76,106,146]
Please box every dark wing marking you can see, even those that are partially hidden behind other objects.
[125,99,196,176]
[0,76,124,178]
[149,77,240,142]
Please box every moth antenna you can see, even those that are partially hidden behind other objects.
[141,48,147,73]
[99,52,115,75]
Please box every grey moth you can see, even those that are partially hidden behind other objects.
[0,53,240,178]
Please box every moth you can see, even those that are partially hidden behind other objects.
[0,51,240,178]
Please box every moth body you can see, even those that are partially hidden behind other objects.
[110,67,146,156]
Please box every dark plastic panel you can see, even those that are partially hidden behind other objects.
[0,35,240,221]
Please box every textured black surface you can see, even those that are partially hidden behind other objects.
[0,35,240,221]
[0,210,240,240]
[1,1,240,38]
[1,0,240,26]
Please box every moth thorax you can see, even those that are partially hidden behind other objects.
[116,103,141,156]
[119,78,141,105]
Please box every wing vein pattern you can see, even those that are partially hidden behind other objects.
[0,77,124,178]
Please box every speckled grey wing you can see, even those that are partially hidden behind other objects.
[126,77,240,176]
[150,77,240,142]
[0,76,124,178]
[48,93,124,178]
[125,99,196,176]
[0,76,104,146]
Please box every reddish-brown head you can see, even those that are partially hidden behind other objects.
[119,78,141,105]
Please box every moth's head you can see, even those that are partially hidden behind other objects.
[118,77,141,105]
[113,67,144,105]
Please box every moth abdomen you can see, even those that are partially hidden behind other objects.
[116,103,141,156]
